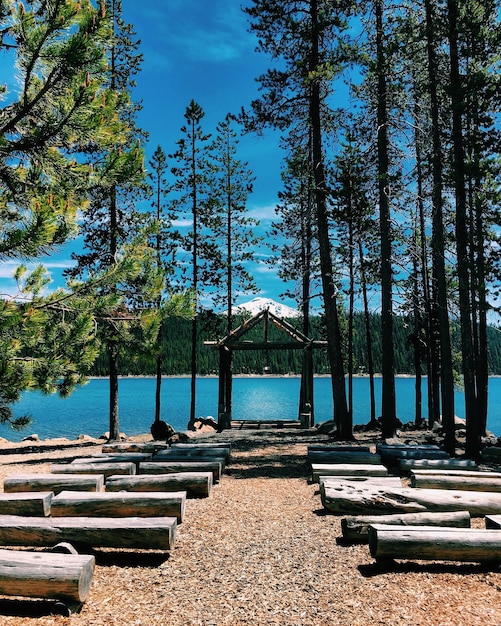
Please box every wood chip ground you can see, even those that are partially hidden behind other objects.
[0,430,499,625]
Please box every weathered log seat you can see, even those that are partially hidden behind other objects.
[156,445,231,464]
[151,451,227,472]
[398,458,478,474]
[105,472,213,498]
[0,492,53,516]
[341,510,471,543]
[307,450,382,465]
[0,548,95,605]
[410,469,501,491]
[0,515,177,550]
[321,482,501,516]
[368,524,501,564]
[3,474,104,495]
[376,444,450,468]
[319,475,403,491]
[311,463,388,483]
[101,442,169,454]
[51,462,136,478]
[139,460,222,483]
[50,490,186,523]
[71,454,152,470]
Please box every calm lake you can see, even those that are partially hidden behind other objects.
[4,375,501,442]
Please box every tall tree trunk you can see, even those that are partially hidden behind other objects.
[358,240,377,425]
[424,0,456,454]
[108,340,120,441]
[310,0,350,438]
[375,0,396,438]
[446,0,480,459]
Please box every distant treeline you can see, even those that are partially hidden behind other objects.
[89,312,501,377]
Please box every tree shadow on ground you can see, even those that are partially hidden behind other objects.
[228,453,310,479]
[359,560,499,577]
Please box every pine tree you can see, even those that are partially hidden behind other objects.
[0,0,132,428]
[66,0,156,441]
[170,100,212,424]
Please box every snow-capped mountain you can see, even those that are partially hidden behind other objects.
[232,297,299,318]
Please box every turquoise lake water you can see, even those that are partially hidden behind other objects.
[4,375,501,441]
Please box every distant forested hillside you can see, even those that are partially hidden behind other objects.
[89,312,501,377]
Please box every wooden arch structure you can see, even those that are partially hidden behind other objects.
[205,308,327,430]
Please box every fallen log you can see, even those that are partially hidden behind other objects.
[50,490,186,523]
[0,492,53,516]
[0,548,95,603]
[105,472,213,498]
[319,476,403,490]
[3,474,104,495]
[0,515,176,550]
[368,524,501,563]
[311,463,388,483]
[410,470,501,491]
[399,458,478,473]
[139,461,222,483]
[341,510,471,543]
[51,462,136,478]
[321,483,501,516]
[307,450,382,465]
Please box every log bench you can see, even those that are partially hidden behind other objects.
[50,490,186,523]
[341,510,471,543]
[0,548,95,605]
[3,474,104,495]
[105,472,213,498]
[376,445,450,468]
[101,442,169,454]
[399,458,478,474]
[321,483,501,516]
[51,462,137,478]
[151,452,227,471]
[311,463,388,483]
[156,446,231,464]
[71,454,152,470]
[307,450,382,465]
[368,524,501,563]
[139,461,222,483]
[0,492,53,516]
[410,469,501,491]
[319,476,403,490]
[0,515,176,550]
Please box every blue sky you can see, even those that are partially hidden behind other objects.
[0,1,296,308]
